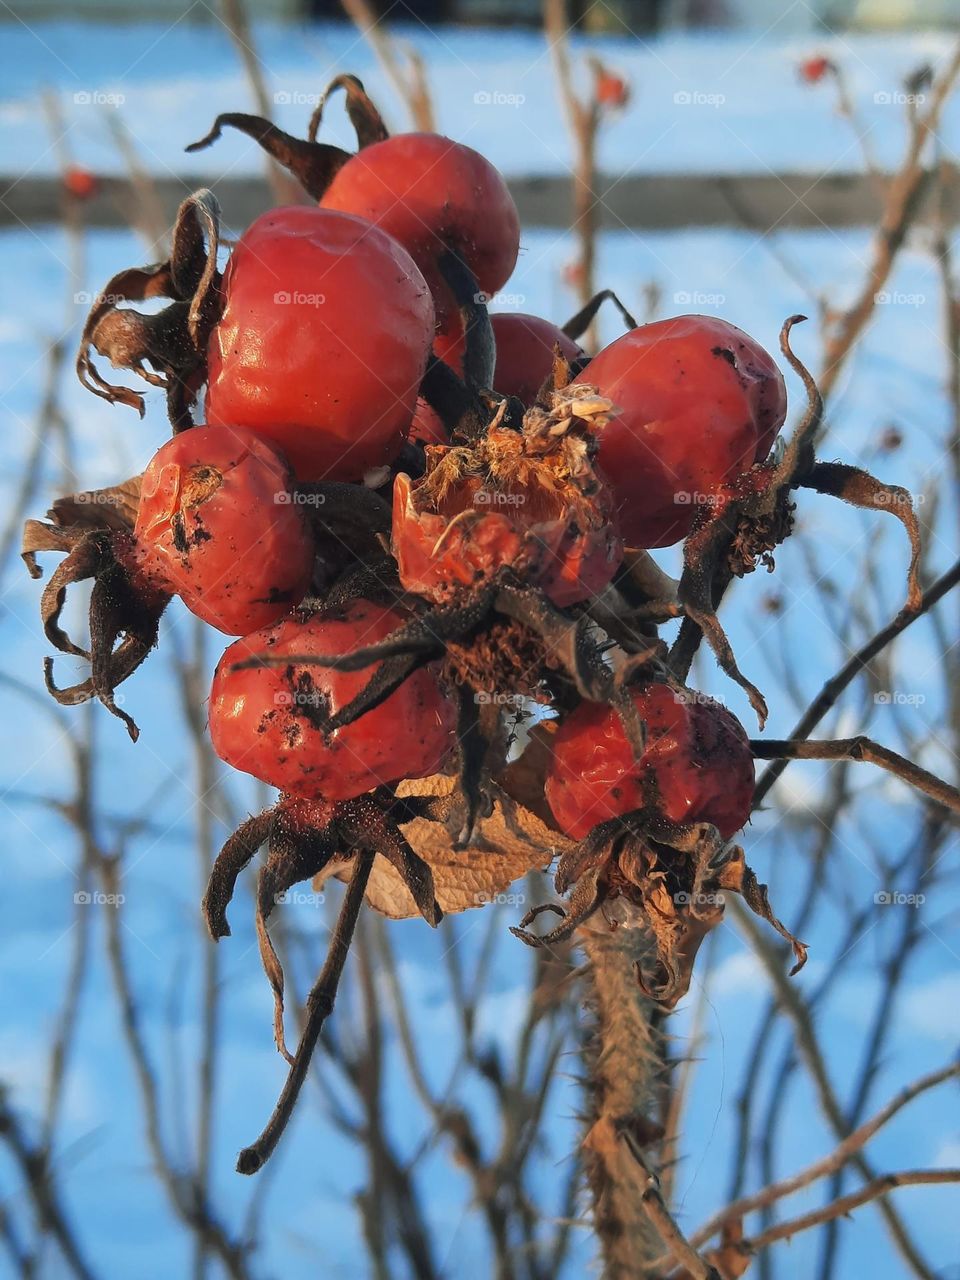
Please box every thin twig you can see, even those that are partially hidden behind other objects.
[237,852,374,1174]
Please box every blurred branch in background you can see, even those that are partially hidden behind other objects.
[339,0,436,131]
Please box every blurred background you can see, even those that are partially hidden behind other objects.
[2,2,960,1278]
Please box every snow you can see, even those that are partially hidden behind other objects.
[1,21,959,180]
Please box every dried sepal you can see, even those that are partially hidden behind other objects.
[186,74,388,203]
[799,460,922,614]
[76,190,223,427]
[204,790,443,1060]
[23,476,167,740]
[513,805,806,1009]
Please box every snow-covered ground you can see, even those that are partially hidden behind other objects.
[1,21,959,179]
[1,17,960,1280]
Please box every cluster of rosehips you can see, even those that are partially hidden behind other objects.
[32,74,829,1033]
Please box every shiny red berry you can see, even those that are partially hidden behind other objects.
[583,315,787,547]
[320,134,520,338]
[545,683,755,841]
[135,424,314,636]
[489,313,584,405]
[205,206,435,482]
[209,602,457,801]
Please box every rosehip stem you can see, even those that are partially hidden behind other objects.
[236,849,375,1175]
[750,737,960,814]
[185,114,350,201]
[561,288,638,341]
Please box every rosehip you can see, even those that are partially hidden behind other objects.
[205,206,435,482]
[135,424,313,636]
[583,315,787,547]
[320,134,520,336]
[63,166,98,200]
[545,683,755,841]
[209,602,457,801]
[799,55,833,84]
[392,426,622,608]
[489,313,584,405]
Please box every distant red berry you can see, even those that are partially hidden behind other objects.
[596,71,630,109]
[799,55,834,84]
[63,167,98,200]
[135,424,313,635]
[209,601,457,801]
[545,683,755,841]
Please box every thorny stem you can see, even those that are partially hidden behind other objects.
[236,851,374,1174]
[578,925,665,1276]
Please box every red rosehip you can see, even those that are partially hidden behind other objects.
[545,683,755,841]
[63,166,98,200]
[209,601,457,801]
[135,424,314,636]
[583,315,787,547]
[596,71,630,109]
[320,134,520,337]
[489,313,584,405]
[799,55,833,84]
[205,206,435,482]
[392,427,622,609]
[410,312,583,444]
